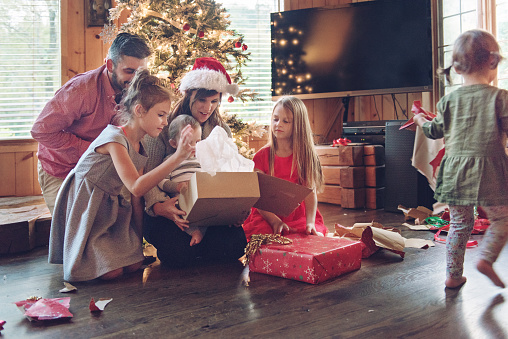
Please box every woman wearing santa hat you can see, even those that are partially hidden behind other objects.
[143,57,247,268]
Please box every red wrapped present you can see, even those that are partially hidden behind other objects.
[249,234,362,284]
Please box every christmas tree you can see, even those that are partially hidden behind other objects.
[104,0,255,103]
[103,0,265,157]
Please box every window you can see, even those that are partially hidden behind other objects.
[0,0,61,139]
[437,0,477,95]
[438,0,508,95]
[496,0,508,88]
[219,0,281,125]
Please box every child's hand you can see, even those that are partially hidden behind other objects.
[272,220,289,235]
[175,124,195,160]
[306,223,324,236]
[189,229,203,246]
[413,113,429,128]
[305,223,317,235]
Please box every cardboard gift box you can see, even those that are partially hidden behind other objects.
[249,234,362,284]
[178,172,312,227]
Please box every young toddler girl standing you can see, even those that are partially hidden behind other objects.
[242,96,328,240]
[49,69,195,282]
[414,29,508,288]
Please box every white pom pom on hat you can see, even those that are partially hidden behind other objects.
[179,57,239,96]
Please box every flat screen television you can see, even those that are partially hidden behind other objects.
[271,0,433,100]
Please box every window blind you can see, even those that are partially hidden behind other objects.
[0,0,61,139]
[220,0,280,125]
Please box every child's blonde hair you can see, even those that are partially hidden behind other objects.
[118,69,171,123]
[440,29,503,84]
[167,115,201,151]
[267,96,323,192]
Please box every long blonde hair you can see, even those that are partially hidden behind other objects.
[267,96,323,192]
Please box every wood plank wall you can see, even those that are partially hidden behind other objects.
[0,140,40,197]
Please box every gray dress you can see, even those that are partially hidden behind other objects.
[49,125,147,282]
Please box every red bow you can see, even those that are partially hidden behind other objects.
[333,138,351,146]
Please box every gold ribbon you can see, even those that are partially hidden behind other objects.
[239,234,292,266]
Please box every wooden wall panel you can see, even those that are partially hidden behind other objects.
[15,152,35,197]
[0,153,16,196]
[312,98,343,143]
[63,0,86,83]
[85,27,108,71]
[33,153,41,195]
[62,0,112,85]
[0,141,40,197]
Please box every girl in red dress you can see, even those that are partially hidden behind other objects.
[242,96,328,240]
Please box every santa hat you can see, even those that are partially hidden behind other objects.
[179,57,239,96]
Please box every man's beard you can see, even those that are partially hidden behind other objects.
[110,69,126,92]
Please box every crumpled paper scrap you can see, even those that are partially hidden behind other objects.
[398,205,433,221]
[14,297,73,321]
[196,126,254,175]
[402,222,432,231]
[89,298,113,312]
[59,282,77,293]
[405,238,434,248]
[334,222,405,258]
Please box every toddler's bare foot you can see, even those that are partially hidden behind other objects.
[445,276,467,289]
[477,259,505,288]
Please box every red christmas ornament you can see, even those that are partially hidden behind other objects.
[182,23,190,31]
[242,44,248,51]
[198,31,205,38]
[235,41,242,48]
[228,95,234,103]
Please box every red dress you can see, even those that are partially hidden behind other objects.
[242,147,328,240]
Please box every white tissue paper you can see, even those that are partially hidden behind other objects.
[196,126,255,175]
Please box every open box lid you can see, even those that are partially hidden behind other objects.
[254,172,312,217]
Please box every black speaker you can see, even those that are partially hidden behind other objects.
[384,121,435,212]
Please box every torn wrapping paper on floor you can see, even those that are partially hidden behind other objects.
[334,222,434,258]
[59,282,77,293]
[89,298,113,312]
[14,297,72,321]
[398,205,434,222]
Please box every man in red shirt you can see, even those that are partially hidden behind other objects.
[31,33,151,214]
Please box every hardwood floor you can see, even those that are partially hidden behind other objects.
[0,203,506,338]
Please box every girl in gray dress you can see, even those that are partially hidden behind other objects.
[415,29,508,289]
[49,69,195,282]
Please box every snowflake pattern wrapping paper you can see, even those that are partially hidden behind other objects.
[249,234,362,284]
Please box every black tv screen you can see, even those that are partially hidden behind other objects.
[271,0,433,99]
